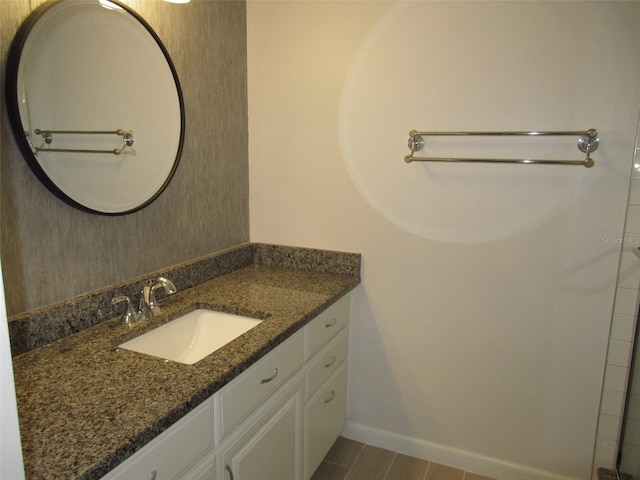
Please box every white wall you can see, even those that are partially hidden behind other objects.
[0,267,24,479]
[0,159,24,480]
[247,2,640,479]
[0,35,24,468]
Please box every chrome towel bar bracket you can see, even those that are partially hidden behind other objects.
[405,129,599,168]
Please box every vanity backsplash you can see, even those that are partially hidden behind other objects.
[8,243,361,356]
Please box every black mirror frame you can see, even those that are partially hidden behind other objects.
[5,0,186,216]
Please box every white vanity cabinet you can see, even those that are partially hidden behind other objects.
[303,297,350,479]
[99,398,215,480]
[215,328,305,480]
[218,372,305,480]
[217,294,350,480]
[99,294,350,480]
[215,329,305,441]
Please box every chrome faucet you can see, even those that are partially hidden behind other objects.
[138,277,177,319]
[112,277,177,325]
[112,296,144,325]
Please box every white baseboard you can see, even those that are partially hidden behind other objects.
[342,421,580,480]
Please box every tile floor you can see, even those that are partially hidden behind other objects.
[311,436,496,480]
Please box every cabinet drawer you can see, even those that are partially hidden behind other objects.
[101,399,214,480]
[305,295,349,360]
[217,328,304,440]
[305,364,348,479]
[306,328,348,401]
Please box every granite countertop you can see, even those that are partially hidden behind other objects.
[12,262,360,480]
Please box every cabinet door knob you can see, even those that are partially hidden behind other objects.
[325,318,337,328]
[149,470,157,480]
[226,464,235,480]
[260,368,278,384]
[324,356,336,368]
[324,390,336,404]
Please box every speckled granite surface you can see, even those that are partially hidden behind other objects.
[10,244,360,480]
[8,243,360,356]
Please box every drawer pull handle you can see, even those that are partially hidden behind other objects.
[226,464,235,480]
[261,368,278,384]
[324,390,336,404]
[148,471,157,480]
[325,318,337,328]
[324,356,336,368]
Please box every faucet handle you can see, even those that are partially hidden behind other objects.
[112,296,143,325]
[148,277,177,315]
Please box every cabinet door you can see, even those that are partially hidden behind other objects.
[181,455,216,480]
[305,364,348,479]
[220,373,304,480]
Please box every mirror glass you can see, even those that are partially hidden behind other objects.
[5,0,184,215]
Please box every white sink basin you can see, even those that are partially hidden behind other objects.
[118,309,263,365]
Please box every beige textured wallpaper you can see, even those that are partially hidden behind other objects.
[0,0,249,315]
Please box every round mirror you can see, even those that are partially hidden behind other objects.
[5,0,185,215]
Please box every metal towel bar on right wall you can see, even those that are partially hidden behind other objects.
[405,129,600,168]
